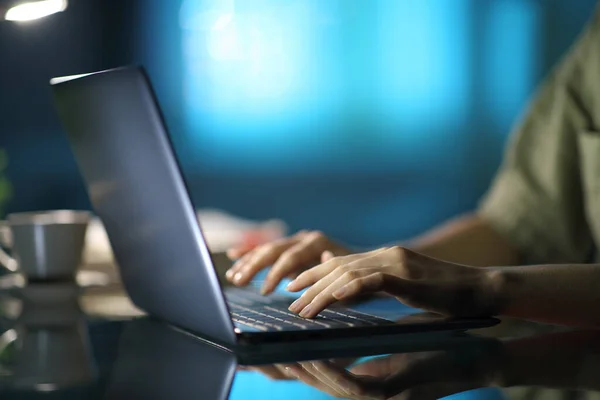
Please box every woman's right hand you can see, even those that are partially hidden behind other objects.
[226,230,351,295]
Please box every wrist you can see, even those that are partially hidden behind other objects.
[481,267,510,316]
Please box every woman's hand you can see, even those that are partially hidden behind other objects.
[226,230,351,295]
[286,247,502,319]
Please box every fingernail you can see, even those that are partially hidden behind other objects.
[225,269,234,279]
[260,286,271,295]
[234,272,244,284]
[332,287,346,299]
[299,304,312,318]
[286,281,297,291]
[289,299,303,313]
[285,367,299,378]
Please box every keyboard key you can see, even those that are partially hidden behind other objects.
[231,304,309,330]
[263,306,332,328]
[232,316,268,331]
[226,289,392,332]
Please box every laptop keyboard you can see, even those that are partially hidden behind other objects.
[225,287,392,332]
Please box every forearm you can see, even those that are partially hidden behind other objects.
[492,263,600,327]
[498,331,600,390]
[408,214,520,267]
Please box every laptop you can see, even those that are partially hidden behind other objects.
[50,66,498,350]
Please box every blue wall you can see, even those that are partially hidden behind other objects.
[1,0,597,249]
[139,0,597,247]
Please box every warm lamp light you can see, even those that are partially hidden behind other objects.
[3,0,68,22]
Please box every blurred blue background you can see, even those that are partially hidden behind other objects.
[1,0,597,248]
[0,0,597,248]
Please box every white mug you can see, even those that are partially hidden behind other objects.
[0,210,91,281]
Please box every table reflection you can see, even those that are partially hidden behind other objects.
[0,283,97,392]
[0,283,598,400]
[246,330,600,400]
[100,317,600,400]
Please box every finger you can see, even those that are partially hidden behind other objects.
[249,365,293,380]
[287,248,387,292]
[225,251,255,281]
[261,232,330,295]
[226,245,254,260]
[231,237,302,286]
[289,251,390,314]
[288,254,378,313]
[301,362,349,398]
[289,364,346,398]
[312,361,379,399]
[331,272,416,302]
[286,259,339,293]
[350,356,398,377]
[287,263,345,313]
[227,231,311,281]
[298,267,385,318]
[321,250,335,263]
[274,364,299,379]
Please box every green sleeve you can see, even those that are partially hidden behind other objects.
[478,9,600,264]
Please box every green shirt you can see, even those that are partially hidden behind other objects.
[479,6,600,264]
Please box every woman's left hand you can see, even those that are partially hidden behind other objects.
[286,247,502,319]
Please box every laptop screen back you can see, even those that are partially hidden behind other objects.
[51,67,237,345]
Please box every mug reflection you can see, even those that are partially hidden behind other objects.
[0,282,97,392]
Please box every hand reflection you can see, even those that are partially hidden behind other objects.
[246,330,600,398]
[283,350,497,400]
[241,358,357,381]
[239,364,296,381]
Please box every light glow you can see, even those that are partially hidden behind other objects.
[212,13,233,31]
[4,0,68,22]
[49,72,95,85]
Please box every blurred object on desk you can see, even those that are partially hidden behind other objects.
[0,281,97,392]
[0,210,90,284]
[83,208,287,264]
[79,287,145,320]
[0,150,11,219]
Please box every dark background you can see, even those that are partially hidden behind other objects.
[0,0,597,248]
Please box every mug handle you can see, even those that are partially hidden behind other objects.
[0,222,17,273]
[0,328,18,377]
[0,329,17,354]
